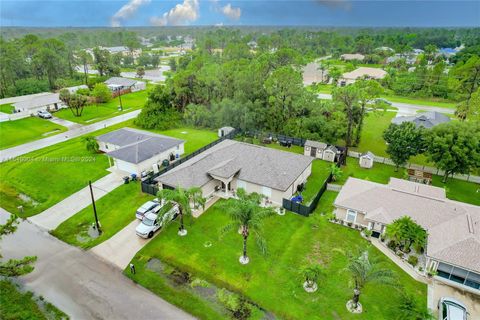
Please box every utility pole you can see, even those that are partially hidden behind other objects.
[89,180,101,234]
[117,88,123,111]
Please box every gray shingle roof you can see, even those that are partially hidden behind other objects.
[156,140,313,191]
[97,128,184,164]
[335,177,480,273]
[13,93,61,110]
[392,111,450,128]
[105,77,137,87]
[305,140,327,149]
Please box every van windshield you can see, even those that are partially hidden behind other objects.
[142,217,155,226]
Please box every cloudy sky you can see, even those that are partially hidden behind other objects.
[1,0,479,27]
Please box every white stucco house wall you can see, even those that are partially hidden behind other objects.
[96,128,184,176]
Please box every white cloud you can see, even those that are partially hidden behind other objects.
[150,0,200,26]
[111,0,151,27]
[221,3,241,20]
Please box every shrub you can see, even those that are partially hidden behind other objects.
[407,255,419,267]
[92,83,112,103]
[364,229,373,238]
[216,289,252,320]
[387,240,398,251]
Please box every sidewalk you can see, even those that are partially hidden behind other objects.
[29,171,124,230]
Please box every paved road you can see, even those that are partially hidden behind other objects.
[29,171,125,230]
[0,109,141,162]
[317,93,455,116]
[0,209,195,320]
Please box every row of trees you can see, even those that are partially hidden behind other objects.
[383,121,480,182]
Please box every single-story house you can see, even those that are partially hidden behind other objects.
[359,151,374,169]
[218,126,235,138]
[65,85,88,94]
[96,128,184,175]
[340,53,365,61]
[155,140,313,206]
[304,140,327,158]
[392,111,450,129]
[339,67,388,86]
[104,77,146,92]
[386,54,417,65]
[334,177,480,292]
[302,62,329,85]
[322,145,338,162]
[12,93,64,114]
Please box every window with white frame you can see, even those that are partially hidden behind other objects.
[346,209,357,223]
[262,186,272,198]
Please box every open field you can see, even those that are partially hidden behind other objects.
[54,89,149,124]
[52,182,153,249]
[0,117,67,150]
[335,157,480,206]
[126,194,427,320]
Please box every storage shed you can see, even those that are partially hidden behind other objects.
[322,145,338,162]
[304,140,327,159]
[218,126,235,138]
[359,151,374,169]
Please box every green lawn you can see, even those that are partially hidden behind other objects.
[0,121,135,217]
[0,280,67,320]
[235,136,304,155]
[383,95,456,109]
[0,117,67,150]
[54,89,149,124]
[301,160,332,204]
[0,103,14,114]
[142,127,218,155]
[126,195,426,320]
[335,157,480,206]
[350,111,396,158]
[51,182,153,249]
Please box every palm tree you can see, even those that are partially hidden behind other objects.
[302,265,324,293]
[157,187,205,236]
[82,136,99,153]
[220,189,275,264]
[386,216,427,253]
[343,250,396,311]
[330,164,343,182]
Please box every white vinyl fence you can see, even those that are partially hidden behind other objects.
[348,151,480,184]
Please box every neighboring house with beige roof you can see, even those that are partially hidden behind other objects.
[155,140,313,206]
[339,67,388,86]
[334,177,480,292]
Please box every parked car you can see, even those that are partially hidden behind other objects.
[37,110,53,119]
[135,199,160,220]
[438,297,468,320]
[135,204,179,238]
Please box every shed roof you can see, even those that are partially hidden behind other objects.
[305,140,327,149]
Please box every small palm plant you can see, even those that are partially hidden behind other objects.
[157,186,205,236]
[340,249,396,313]
[82,136,99,153]
[220,189,275,265]
[302,265,323,293]
[330,164,343,182]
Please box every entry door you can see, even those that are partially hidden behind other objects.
[310,147,317,157]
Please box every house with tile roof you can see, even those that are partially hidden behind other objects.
[334,177,480,292]
[339,67,388,86]
[155,139,313,206]
[392,111,451,129]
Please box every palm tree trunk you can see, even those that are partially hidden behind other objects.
[179,208,184,231]
[243,234,248,260]
[353,288,360,309]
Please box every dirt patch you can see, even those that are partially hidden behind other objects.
[146,258,164,274]
[18,193,39,207]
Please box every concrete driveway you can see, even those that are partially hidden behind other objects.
[48,116,82,130]
[90,219,156,269]
[0,210,195,320]
[428,280,480,319]
[29,171,124,230]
